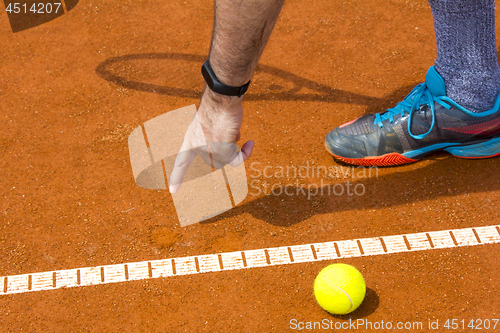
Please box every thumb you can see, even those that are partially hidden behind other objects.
[228,140,255,167]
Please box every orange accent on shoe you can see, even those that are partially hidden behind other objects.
[329,152,418,166]
[339,117,361,128]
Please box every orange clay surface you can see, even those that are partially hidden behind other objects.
[0,0,499,331]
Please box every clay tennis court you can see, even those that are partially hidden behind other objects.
[1,0,499,331]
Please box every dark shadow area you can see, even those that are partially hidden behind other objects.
[64,0,78,11]
[200,154,500,226]
[5,0,79,33]
[95,52,416,115]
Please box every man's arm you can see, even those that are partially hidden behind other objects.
[209,0,285,87]
[169,0,284,193]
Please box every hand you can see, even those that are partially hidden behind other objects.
[168,89,254,193]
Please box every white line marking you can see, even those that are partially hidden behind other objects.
[267,247,291,265]
[244,249,268,268]
[220,252,245,270]
[127,262,149,281]
[475,225,500,243]
[150,259,173,278]
[383,235,408,253]
[32,271,53,291]
[452,228,477,246]
[337,239,361,258]
[359,237,385,255]
[428,230,455,249]
[173,256,197,276]
[314,242,338,260]
[197,254,220,273]
[80,267,102,286]
[290,244,316,263]
[405,232,432,251]
[1,224,499,295]
[56,269,78,288]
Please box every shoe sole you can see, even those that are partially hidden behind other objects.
[325,137,500,167]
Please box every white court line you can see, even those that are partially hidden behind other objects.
[1,224,499,296]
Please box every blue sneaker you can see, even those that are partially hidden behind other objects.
[325,66,500,166]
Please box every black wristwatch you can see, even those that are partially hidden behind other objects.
[201,60,251,97]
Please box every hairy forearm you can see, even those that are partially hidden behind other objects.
[208,0,285,87]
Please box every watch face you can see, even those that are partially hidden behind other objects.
[201,63,215,89]
[202,60,249,96]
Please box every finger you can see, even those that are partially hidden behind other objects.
[241,140,254,161]
[228,140,254,167]
[169,148,198,193]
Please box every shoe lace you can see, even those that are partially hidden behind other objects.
[373,83,452,140]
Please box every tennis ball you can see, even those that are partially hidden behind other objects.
[314,263,366,315]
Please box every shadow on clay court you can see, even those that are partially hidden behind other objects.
[95,52,415,114]
[200,153,500,227]
[95,53,500,227]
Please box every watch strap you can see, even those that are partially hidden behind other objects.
[201,60,250,97]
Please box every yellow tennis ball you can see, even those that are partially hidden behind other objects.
[314,263,366,315]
